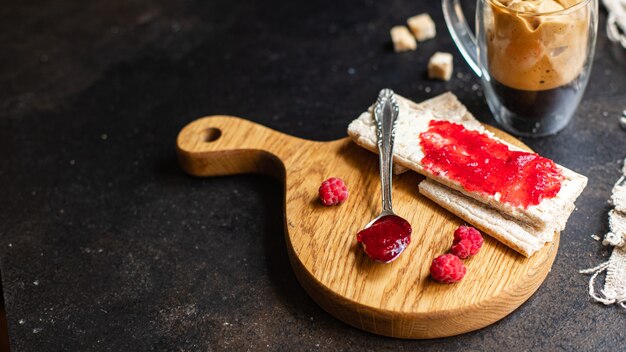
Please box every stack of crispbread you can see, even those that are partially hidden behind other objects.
[347,92,587,257]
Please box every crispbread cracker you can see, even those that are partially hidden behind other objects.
[350,92,480,174]
[419,179,562,257]
[347,92,587,231]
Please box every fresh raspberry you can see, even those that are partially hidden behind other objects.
[430,254,467,283]
[318,177,348,206]
[452,225,483,257]
[450,239,476,259]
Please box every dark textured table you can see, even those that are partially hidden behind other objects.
[1,1,625,351]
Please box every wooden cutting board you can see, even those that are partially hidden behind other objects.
[176,115,558,339]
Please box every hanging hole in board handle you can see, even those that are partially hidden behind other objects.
[204,128,221,142]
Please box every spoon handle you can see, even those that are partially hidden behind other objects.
[374,88,400,214]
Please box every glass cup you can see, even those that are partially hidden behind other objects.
[443,0,598,137]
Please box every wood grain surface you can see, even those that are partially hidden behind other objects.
[176,115,558,339]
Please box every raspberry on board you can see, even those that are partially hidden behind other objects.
[318,177,349,206]
[430,253,467,283]
[452,225,483,257]
[450,239,475,259]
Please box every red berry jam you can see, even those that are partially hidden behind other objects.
[356,215,412,263]
[419,120,563,208]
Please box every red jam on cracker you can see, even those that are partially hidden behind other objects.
[356,215,412,263]
[419,120,563,208]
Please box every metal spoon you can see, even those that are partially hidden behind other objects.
[356,89,412,263]
[370,88,401,224]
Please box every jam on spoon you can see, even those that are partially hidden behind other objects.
[356,89,412,263]
[357,215,412,263]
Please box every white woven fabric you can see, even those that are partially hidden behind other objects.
[580,247,626,308]
[581,159,626,308]
[604,0,626,49]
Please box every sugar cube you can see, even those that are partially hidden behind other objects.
[390,26,417,52]
[428,52,454,81]
[407,14,436,42]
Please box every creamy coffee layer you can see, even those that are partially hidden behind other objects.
[496,0,580,12]
[487,0,589,91]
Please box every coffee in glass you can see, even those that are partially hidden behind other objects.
[443,0,598,137]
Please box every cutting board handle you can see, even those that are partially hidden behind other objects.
[177,115,297,178]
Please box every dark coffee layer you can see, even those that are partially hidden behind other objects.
[491,79,579,119]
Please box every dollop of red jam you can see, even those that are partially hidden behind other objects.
[356,215,412,263]
[419,120,563,208]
